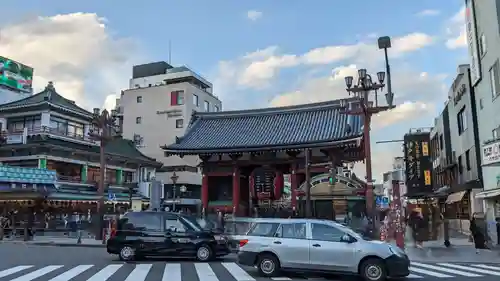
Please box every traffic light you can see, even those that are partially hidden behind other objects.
[328,167,337,185]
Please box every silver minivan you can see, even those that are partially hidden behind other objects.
[237,218,409,281]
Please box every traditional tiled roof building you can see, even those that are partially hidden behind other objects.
[163,98,367,218]
[0,82,161,213]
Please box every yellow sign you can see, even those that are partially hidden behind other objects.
[422,142,429,156]
[424,170,431,185]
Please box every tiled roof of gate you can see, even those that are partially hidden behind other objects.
[0,82,92,117]
[163,99,364,154]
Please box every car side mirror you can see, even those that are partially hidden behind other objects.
[341,234,354,243]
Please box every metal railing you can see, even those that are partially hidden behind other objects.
[1,126,97,144]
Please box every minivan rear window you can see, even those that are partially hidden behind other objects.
[247,222,280,237]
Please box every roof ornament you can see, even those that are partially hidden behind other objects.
[46,81,55,91]
[45,81,55,100]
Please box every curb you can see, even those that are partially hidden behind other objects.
[0,240,106,248]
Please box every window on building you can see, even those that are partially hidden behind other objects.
[214,105,220,112]
[458,155,463,174]
[193,94,199,106]
[457,106,467,134]
[493,126,500,139]
[204,101,210,112]
[170,91,184,106]
[7,116,41,132]
[137,96,142,103]
[479,34,487,56]
[479,98,484,109]
[136,117,142,124]
[67,120,84,138]
[175,119,183,128]
[465,150,471,171]
[439,134,444,150]
[489,60,500,98]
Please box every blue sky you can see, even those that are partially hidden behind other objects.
[0,0,467,180]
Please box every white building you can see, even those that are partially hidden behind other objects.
[116,62,222,196]
[382,157,407,208]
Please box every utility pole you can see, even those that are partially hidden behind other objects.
[89,107,120,241]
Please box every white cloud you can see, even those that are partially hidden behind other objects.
[269,65,445,129]
[215,32,435,91]
[247,10,263,21]
[445,6,466,49]
[416,9,440,17]
[0,13,145,110]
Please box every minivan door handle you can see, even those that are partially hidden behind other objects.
[312,244,321,247]
[273,241,282,245]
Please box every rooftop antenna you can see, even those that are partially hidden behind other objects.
[168,40,172,64]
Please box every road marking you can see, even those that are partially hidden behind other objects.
[86,264,123,281]
[163,263,182,281]
[195,263,219,281]
[222,262,256,281]
[470,264,500,271]
[409,267,453,278]
[271,278,292,280]
[47,265,94,281]
[124,264,152,281]
[411,262,481,277]
[10,265,63,281]
[438,263,500,276]
[0,266,33,278]
[407,273,423,278]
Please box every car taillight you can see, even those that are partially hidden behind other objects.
[239,239,249,247]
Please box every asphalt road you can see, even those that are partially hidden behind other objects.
[1,244,500,281]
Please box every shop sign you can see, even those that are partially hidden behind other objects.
[404,132,432,194]
[483,141,500,166]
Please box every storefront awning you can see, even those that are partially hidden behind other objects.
[475,188,500,199]
[446,191,467,204]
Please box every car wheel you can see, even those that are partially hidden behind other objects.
[257,253,280,277]
[360,258,387,281]
[196,244,214,262]
[119,245,136,262]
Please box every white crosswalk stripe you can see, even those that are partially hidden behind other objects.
[411,262,482,277]
[438,263,500,276]
[0,262,499,280]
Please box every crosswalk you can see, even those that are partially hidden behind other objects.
[0,262,499,280]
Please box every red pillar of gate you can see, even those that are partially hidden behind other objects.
[232,166,240,216]
[291,166,298,211]
[201,174,209,214]
[392,180,405,249]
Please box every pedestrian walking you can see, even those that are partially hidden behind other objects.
[469,213,489,253]
[409,209,425,248]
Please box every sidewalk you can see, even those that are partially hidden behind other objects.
[0,236,106,248]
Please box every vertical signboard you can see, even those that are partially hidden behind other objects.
[404,132,433,195]
[465,0,481,85]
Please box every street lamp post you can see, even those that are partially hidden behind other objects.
[88,108,120,240]
[171,172,179,212]
[342,36,394,233]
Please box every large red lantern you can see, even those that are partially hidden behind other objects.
[273,171,284,200]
